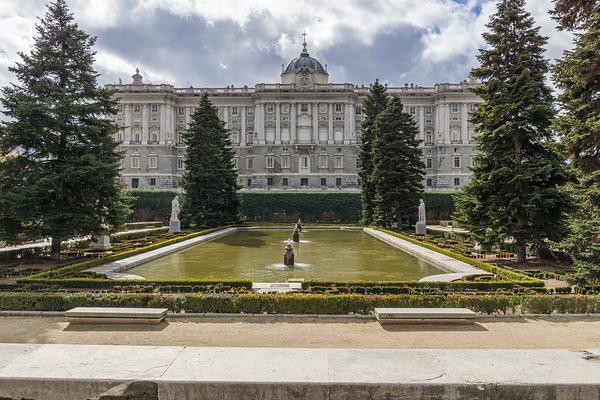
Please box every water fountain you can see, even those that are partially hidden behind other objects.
[295,218,302,232]
[283,239,295,266]
[292,227,300,242]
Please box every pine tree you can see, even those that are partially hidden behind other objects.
[455,0,573,263]
[0,0,130,259]
[181,93,240,227]
[372,97,425,228]
[552,2,600,282]
[358,79,388,225]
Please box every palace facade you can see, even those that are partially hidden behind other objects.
[108,40,481,191]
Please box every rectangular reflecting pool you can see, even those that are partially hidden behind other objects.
[127,229,445,281]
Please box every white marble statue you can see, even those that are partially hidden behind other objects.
[418,199,426,224]
[170,196,180,222]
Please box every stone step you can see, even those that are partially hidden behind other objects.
[65,307,168,324]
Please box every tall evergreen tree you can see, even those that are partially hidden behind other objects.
[372,97,425,227]
[552,2,600,282]
[0,0,130,259]
[358,79,388,225]
[181,93,240,227]
[455,0,573,263]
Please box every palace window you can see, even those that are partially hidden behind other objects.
[247,107,254,116]
[319,155,328,168]
[321,178,327,186]
[300,103,308,113]
[454,177,460,186]
[282,178,288,186]
[231,133,239,144]
[469,103,477,112]
[131,156,140,169]
[133,132,140,143]
[409,106,416,114]
[246,158,253,170]
[133,104,141,113]
[178,107,185,115]
[425,133,433,145]
[281,156,289,168]
[116,131,123,142]
[335,156,343,168]
[266,156,274,169]
[451,104,459,113]
[150,131,158,143]
[177,158,184,170]
[355,106,362,115]
[148,156,158,169]
[233,158,238,169]
[453,156,461,168]
[149,178,156,187]
[335,103,342,113]
[426,158,433,169]
[266,103,274,113]
[336,178,342,187]
[282,104,289,113]
[131,178,139,188]
[426,178,432,187]
[301,178,309,186]
[246,133,254,144]
[151,104,158,113]
[471,156,476,167]
[117,105,123,113]
[267,177,273,186]
[247,178,252,187]
[425,107,432,115]
[231,107,238,116]
[301,156,309,168]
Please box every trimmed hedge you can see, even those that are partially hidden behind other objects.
[1,292,599,315]
[129,190,455,223]
[375,228,542,286]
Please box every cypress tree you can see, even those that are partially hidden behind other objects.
[552,2,600,282]
[372,97,425,228]
[181,93,240,227]
[0,0,130,259]
[455,0,573,263]
[358,79,388,225]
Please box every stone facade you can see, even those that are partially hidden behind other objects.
[108,44,481,191]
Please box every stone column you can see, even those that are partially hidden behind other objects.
[328,102,333,144]
[223,106,229,130]
[419,106,425,141]
[160,104,166,144]
[444,103,451,144]
[168,103,176,144]
[344,103,353,143]
[185,106,191,128]
[461,103,468,143]
[240,106,246,147]
[142,104,149,144]
[290,103,297,144]
[434,104,440,145]
[275,102,281,144]
[312,103,319,144]
[254,103,264,145]
[124,104,132,143]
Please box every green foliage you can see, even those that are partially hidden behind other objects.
[127,190,455,223]
[552,4,600,284]
[181,93,240,227]
[372,97,426,227]
[2,292,599,315]
[455,0,574,262]
[358,79,389,225]
[0,0,131,258]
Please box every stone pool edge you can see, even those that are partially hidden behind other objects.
[84,227,238,279]
[363,228,490,281]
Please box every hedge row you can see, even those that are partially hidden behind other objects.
[375,228,542,286]
[1,292,599,315]
[130,190,455,223]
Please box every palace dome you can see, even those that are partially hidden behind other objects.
[283,44,327,75]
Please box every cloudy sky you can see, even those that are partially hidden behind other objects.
[0,0,573,89]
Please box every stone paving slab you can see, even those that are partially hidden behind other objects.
[364,228,487,277]
[1,344,600,399]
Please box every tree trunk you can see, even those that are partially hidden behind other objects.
[50,236,61,260]
[515,244,526,263]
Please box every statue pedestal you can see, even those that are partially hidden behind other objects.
[169,220,181,233]
[90,234,111,250]
[415,222,427,235]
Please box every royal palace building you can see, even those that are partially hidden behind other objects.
[109,40,481,191]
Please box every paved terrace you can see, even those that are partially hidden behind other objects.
[1,343,599,399]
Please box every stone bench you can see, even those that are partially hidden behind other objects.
[65,307,168,324]
[374,308,477,325]
[252,282,302,294]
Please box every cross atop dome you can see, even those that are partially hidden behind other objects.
[302,30,308,53]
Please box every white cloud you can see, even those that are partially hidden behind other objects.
[94,50,176,85]
[218,61,228,70]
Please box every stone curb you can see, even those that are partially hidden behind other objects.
[3,310,600,321]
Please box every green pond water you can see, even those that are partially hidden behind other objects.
[128,229,445,281]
